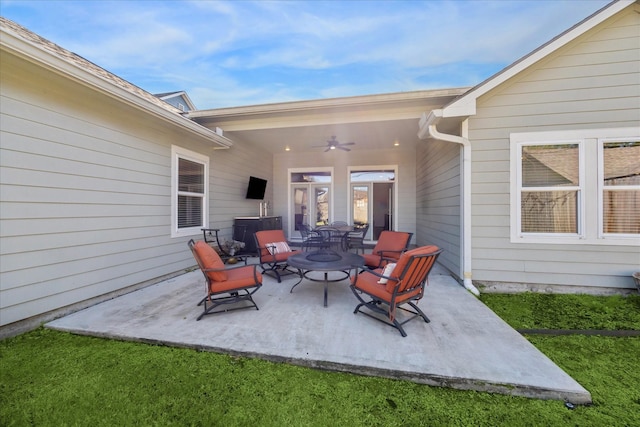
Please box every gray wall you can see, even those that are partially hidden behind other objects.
[468,6,640,289]
[416,139,462,278]
[0,51,271,327]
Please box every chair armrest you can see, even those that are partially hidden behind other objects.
[375,249,404,258]
[226,264,262,282]
[201,228,222,245]
[204,264,261,280]
[353,267,395,283]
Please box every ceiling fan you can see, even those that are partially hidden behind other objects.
[313,136,355,152]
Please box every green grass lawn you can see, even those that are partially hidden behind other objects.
[1,293,639,426]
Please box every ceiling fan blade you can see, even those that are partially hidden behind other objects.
[324,147,331,152]
[341,142,355,146]
[338,146,351,151]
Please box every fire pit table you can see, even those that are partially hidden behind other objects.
[288,249,364,307]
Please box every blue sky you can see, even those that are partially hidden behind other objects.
[1,0,610,109]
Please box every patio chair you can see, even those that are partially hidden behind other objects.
[299,224,326,251]
[315,226,345,251]
[201,226,248,264]
[254,229,302,282]
[350,245,442,337]
[362,230,413,269]
[188,239,262,321]
[346,223,369,254]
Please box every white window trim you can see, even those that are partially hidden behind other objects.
[598,137,640,241]
[511,139,585,243]
[510,127,640,246]
[171,145,209,238]
[287,167,334,237]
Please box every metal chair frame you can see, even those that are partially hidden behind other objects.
[188,239,262,321]
[254,230,301,282]
[201,226,248,264]
[351,247,442,337]
[347,223,369,254]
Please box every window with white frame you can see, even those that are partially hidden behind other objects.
[511,128,639,245]
[171,146,209,237]
[599,139,640,236]
[519,143,582,235]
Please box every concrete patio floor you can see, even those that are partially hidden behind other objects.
[46,260,591,404]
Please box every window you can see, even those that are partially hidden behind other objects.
[511,128,639,245]
[519,143,582,235]
[599,140,640,236]
[171,146,208,237]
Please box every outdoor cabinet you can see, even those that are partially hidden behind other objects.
[234,216,282,254]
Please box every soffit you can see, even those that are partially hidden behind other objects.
[189,88,468,154]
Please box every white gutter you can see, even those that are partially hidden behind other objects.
[418,110,480,296]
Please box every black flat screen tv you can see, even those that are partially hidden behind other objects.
[246,176,267,200]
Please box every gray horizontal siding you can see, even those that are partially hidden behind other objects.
[0,53,272,326]
[468,6,640,290]
[416,139,461,277]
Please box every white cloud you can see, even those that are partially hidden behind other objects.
[0,0,610,108]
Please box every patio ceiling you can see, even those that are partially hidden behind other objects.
[189,88,469,154]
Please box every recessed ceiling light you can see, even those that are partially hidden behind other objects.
[393,139,400,147]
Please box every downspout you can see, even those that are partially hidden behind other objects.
[418,111,480,296]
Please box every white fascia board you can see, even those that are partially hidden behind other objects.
[442,0,634,119]
[1,26,231,149]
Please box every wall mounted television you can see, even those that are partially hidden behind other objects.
[245,176,267,200]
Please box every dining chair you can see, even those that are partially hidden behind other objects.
[299,224,326,251]
[347,223,369,254]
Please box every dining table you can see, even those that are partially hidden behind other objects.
[313,225,355,251]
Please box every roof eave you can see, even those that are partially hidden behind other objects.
[0,20,231,149]
[441,0,634,119]
[188,87,470,120]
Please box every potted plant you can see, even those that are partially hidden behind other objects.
[223,239,245,256]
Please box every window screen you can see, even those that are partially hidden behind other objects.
[602,141,640,234]
[177,158,205,229]
[520,144,579,234]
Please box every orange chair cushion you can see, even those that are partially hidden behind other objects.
[351,269,421,304]
[362,253,384,268]
[385,245,439,293]
[193,240,227,282]
[211,266,262,293]
[255,230,300,260]
[364,231,411,268]
[255,230,287,255]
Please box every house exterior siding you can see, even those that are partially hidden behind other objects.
[416,139,462,277]
[0,51,271,328]
[467,5,640,290]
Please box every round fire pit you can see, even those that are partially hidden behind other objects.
[306,250,342,263]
